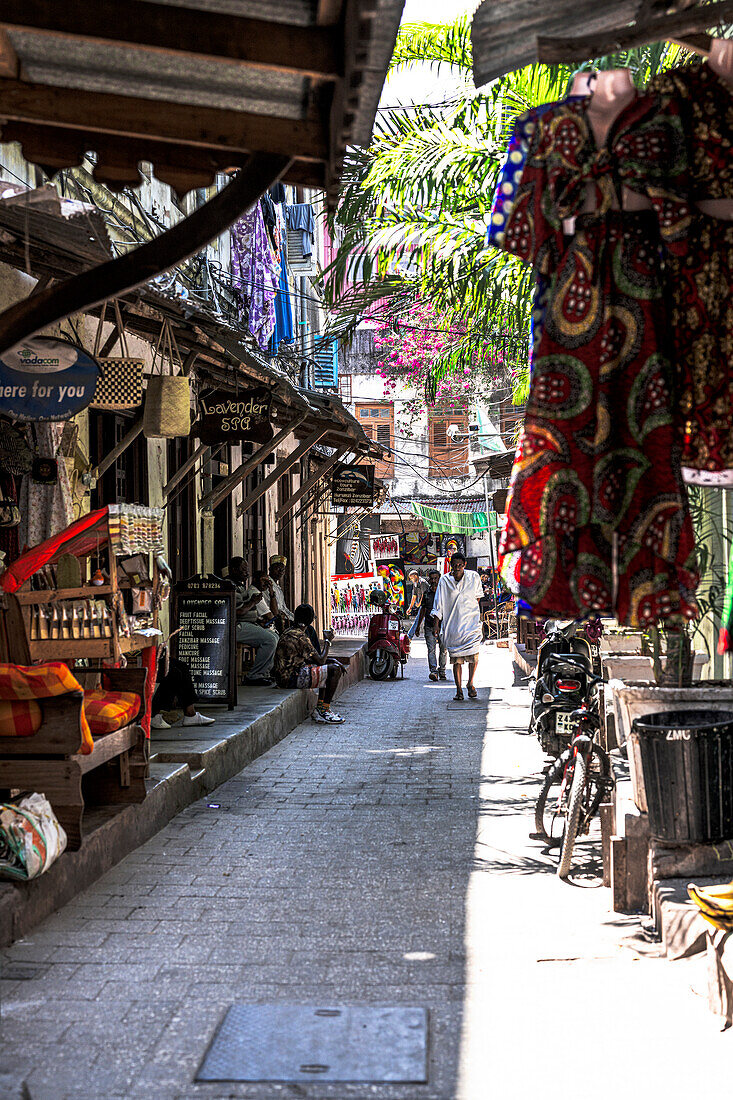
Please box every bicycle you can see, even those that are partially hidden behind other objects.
[533,657,613,879]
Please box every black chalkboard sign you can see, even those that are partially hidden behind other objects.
[172,574,237,709]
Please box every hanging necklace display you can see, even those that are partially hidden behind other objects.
[89,299,145,411]
[143,318,191,438]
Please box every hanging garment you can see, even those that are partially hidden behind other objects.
[490,93,698,628]
[230,205,280,352]
[19,423,73,549]
[285,203,315,257]
[646,62,733,485]
[269,182,287,205]
[268,249,294,356]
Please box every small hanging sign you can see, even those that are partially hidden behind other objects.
[332,464,375,508]
[194,387,273,445]
[0,337,99,421]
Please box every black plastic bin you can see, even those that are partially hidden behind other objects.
[632,710,733,843]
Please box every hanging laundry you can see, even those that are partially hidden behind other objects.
[489,91,698,628]
[269,182,287,205]
[285,203,315,258]
[269,249,294,356]
[260,193,278,251]
[230,205,280,353]
[646,62,733,486]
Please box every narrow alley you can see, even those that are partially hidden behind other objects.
[1,644,730,1100]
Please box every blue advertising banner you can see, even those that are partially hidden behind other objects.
[0,337,100,421]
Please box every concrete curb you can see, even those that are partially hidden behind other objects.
[0,643,366,947]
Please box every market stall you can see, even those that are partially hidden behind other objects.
[0,504,165,847]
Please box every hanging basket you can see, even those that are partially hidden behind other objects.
[90,300,145,411]
[143,319,191,438]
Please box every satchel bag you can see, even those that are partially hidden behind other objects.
[90,300,145,411]
[143,319,191,438]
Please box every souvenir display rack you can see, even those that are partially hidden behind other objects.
[0,505,165,666]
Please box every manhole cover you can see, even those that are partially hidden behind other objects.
[196,1005,428,1083]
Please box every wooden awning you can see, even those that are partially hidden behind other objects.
[471,0,733,85]
[0,0,404,355]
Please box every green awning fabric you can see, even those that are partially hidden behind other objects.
[410,502,496,535]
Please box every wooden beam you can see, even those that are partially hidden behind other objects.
[537,0,733,62]
[236,429,328,517]
[91,418,144,481]
[163,441,208,498]
[0,77,328,162]
[0,1,342,79]
[275,446,348,523]
[0,28,19,79]
[0,153,291,356]
[199,414,307,513]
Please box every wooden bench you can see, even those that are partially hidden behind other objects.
[0,667,148,850]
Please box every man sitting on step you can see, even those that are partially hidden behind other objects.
[229,556,278,686]
[272,604,345,723]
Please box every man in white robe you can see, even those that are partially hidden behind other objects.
[432,552,483,699]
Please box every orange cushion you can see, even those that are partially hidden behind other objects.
[0,700,42,737]
[82,689,140,736]
[0,661,92,754]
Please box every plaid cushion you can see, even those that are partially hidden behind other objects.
[0,662,92,754]
[0,700,42,737]
[83,689,140,735]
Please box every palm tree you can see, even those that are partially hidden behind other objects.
[324,17,685,403]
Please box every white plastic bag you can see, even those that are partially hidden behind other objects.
[0,793,67,880]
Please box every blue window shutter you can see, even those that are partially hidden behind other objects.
[313,337,338,388]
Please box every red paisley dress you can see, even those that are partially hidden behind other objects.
[647,63,733,485]
[489,93,699,628]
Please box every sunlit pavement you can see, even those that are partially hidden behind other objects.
[0,641,729,1099]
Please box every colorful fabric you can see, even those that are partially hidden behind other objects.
[718,538,733,655]
[107,504,164,555]
[0,508,112,594]
[0,661,93,753]
[294,664,329,689]
[646,63,733,201]
[646,64,733,483]
[0,700,42,737]
[667,215,733,483]
[83,689,140,735]
[410,502,490,535]
[273,627,319,688]
[231,205,279,352]
[268,250,294,355]
[489,94,698,628]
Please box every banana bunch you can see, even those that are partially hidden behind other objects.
[688,882,733,932]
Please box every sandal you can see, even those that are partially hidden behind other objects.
[467,685,477,699]
[453,689,464,701]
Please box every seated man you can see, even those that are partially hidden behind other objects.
[269,555,294,633]
[273,603,345,723]
[228,556,278,686]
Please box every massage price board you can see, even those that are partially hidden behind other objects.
[173,574,237,709]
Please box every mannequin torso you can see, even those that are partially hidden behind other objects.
[565,69,652,229]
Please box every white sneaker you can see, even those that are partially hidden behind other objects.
[182,712,216,727]
[150,714,170,730]
[313,707,345,724]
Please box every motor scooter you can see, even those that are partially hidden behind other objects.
[367,590,410,680]
[529,620,599,756]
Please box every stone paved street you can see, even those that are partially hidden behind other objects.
[1,643,732,1099]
